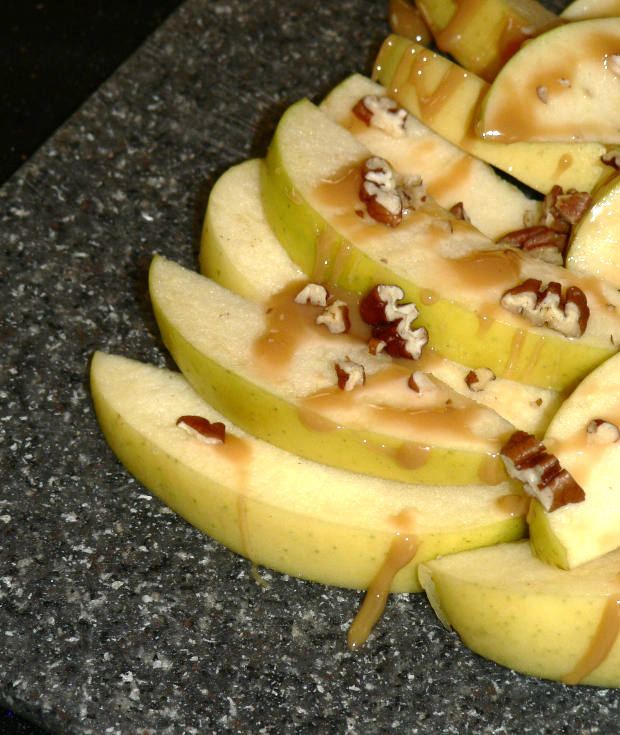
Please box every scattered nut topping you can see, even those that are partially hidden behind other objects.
[408,371,436,393]
[335,360,366,391]
[500,430,585,512]
[359,284,428,359]
[499,225,567,265]
[543,185,592,228]
[176,415,226,444]
[586,419,620,444]
[368,337,387,355]
[601,148,620,169]
[536,85,549,104]
[465,367,496,392]
[295,283,329,307]
[359,156,424,227]
[352,95,411,137]
[449,201,469,221]
[316,299,351,334]
[501,278,590,337]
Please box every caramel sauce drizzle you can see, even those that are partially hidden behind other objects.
[479,454,509,486]
[495,493,530,517]
[562,593,620,685]
[425,156,475,202]
[348,511,419,649]
[389,0,431,44]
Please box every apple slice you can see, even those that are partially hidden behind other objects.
[90,351,526,592]
[414,0,558,81]
[201,157,562,436]
[525,352,620,569]
[477,19,620,144]
[565,171,620,288]
[418,540,620,686]
[561,0,620,19]
[373,34,614,194]
[149,255,518,486]
[320,72,541,240]
[262,95,620,391]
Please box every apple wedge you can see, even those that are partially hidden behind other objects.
[261,96,620,391]
[90,351,526,592]
[561,0,620,19]
[413,0,558,81]
[418,540,620,686]
[565,171,620,288]
[149,255,519,486]
[320,72,541,241]
[526,352,620,569]
[372,34,614,194]
[201,157,562,436]
[477,19,620,144]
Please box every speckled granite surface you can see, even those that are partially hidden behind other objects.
[2,0,620,733]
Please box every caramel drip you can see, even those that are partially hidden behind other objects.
[476,305,498,336]
[553,154,574,179]
[415,63,469,125]
[495,493,530,517]
[237,495,253,561]
[562,594,620,685]
[389,0,431,43]
[390,442,431,470]
[297,405,341,433]
[435,0,484,55]
[348,512,419,649]
[441,249,522,294]
[478,454,509,486]
[383,42,417,95]
[426,156,475,202]
[313,229,334,283]
[502,329,527,380]
[419,288,440,305]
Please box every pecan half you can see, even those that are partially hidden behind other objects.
[498,225,567,265]
[465,367,496,392]
[587,419,620,444]
[335,360,366,391]
[359,156,424,227]
[177,415,226,444]
[353,95,411,137]
[500,430,585,511]
[501,279,589,337]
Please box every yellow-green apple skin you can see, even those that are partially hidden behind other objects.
[320,73,541,241]
[202,157,561,436]
[90,352,526,592]
[372,34,614,194]
[566,172,620,288]
[561,0,620,18]
[477,19,620,144]
[527,352,620,569]
[262,96,620,391]
[200,158,304,301]
[418,540,620,686]
[149,255,518,486]
[414,0,558,81]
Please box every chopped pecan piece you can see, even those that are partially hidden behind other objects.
[359,156,424,227]
[501,279,589,338]
[542,185,592,231]
[465,367,496,392]
[177,415,226,444]
[499,225,567,265]
[587,419,620,444]
[335,360,366,391]
[602,148,620,169]
[500,430,585,511]
[294,283,329,307]
[352,95,411,137]
[316,299,351,334]
[371,320,429,359]
[449,201,469,222]
[408,371,436,394]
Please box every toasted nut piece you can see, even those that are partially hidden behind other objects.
[465,367,496,392]
[449,201,469,222]
[352,95,411,137]
[316,299,351,334]
[408,371,436,393]
[501,279,589,338]
[536,85,549,104]
[587,419,620,444]
[360,284,418,325]
[554,189,592,226]
[335,360,366,391]
[295,283,329,307]
[499,225,567,265]
[372,320,429,360]
[602,148,620,169]
[359,156,424,227]
[500,430,585,512]
[177,415,226,444]
[368,337,386,355]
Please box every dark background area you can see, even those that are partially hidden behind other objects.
[1,2,183,731]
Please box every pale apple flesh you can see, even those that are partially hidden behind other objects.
[90,352,526,592]
[527,351,620,569]
[372,34,614,194]
[262,96,619,391]
[477,19,620,144]
[319,73,541,241]
[414,0,558,81]
[561,0,620,19]
[419,540,620,686]
[201,157,562,437]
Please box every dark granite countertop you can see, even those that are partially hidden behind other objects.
[2,0,620,732]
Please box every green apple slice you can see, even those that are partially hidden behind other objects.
[262,95,620,391]
[149,255,518,486]
[201,157,562,436]
[373,34,613,194]
[561,0,620,19]
[566,172,620,288]
[320,73,541,241]
[90,351,526,592]
[527,352,620,569]
[477,19,620,144]
[418,540,620,686]
[414,0,558,81]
